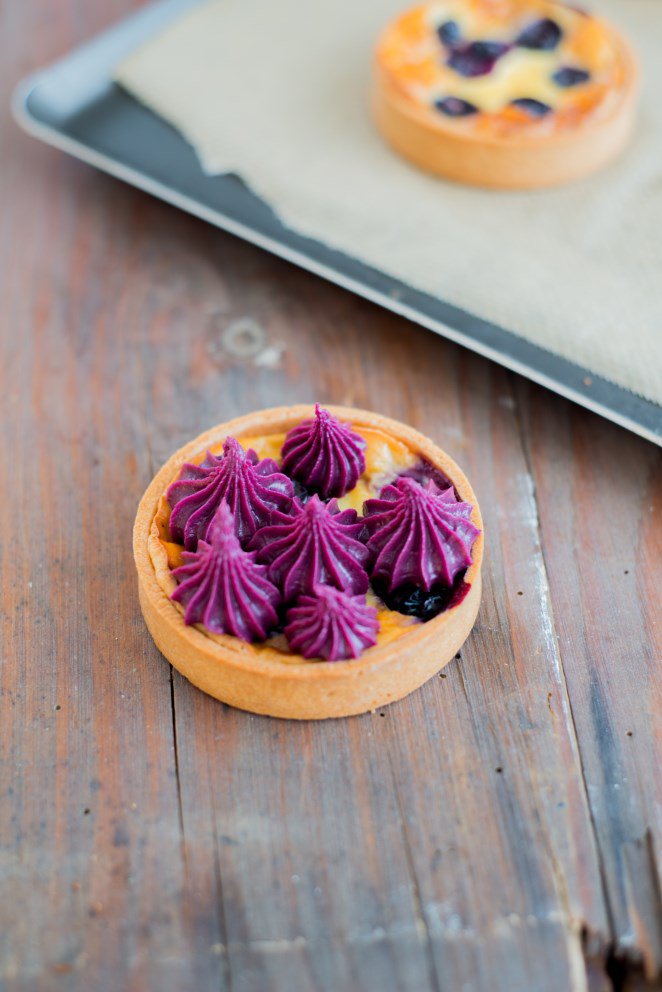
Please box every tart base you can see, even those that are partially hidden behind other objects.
[372,45,638,190]
[133,406,484,720]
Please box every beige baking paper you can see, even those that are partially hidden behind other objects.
[116,0,662,406]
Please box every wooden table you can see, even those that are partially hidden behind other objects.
[2,3,661,990]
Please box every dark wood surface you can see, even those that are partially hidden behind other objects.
[1,3,660,990]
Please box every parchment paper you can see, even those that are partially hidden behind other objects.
[116,0,662,406]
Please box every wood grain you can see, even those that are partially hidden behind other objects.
[516,382,662,980]
[1,2,660,991]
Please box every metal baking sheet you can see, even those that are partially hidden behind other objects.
[13,0,661,445]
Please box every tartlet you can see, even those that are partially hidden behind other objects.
[373,0,638,189]
[133,405,484,719]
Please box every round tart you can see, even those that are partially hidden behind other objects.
[373,0,638,188]
[133,405,484,719]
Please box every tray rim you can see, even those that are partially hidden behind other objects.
[11,2,661,447]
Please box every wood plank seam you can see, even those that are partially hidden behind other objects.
[387,752,441,992]
[169,666,188,876]
[209,792,234,992]
[511,382,638,982]
[134,332,236,986]
[621,831,662,981]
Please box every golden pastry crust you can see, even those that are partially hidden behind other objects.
[133,405,484,719]
[373,0,638,188]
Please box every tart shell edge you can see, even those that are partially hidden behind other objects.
[133,405,484,720]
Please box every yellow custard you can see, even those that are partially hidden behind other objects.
[153,424,422,655]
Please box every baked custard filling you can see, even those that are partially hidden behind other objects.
[150,406,480,662]
[377,0,628,135]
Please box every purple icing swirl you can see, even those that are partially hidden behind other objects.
[285,585,379,661]
[250,494,369,601]
[281,404,366,499]
[171,502,280,640]
[167,436,293,551]
[364,478,480,591]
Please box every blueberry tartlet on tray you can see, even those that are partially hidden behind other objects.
[373,0,637,188]
[133,405,484,719]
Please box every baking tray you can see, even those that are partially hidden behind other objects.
[13,0,661,445]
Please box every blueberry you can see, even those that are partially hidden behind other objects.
[511,97,552,117]
[447,50,486,78]
[372,579,453,622]
[472,40,511,59]
[293,479,324,505]
[447,41,504,78]
[435,97,478,117]
[293,480,338,504]
[437,19,461,46]
[553,66,591,87]
[516,18,563,50]
[268,603,289,637]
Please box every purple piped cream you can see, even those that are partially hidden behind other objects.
[156,407,481,661]
[167,437,293,551]
[285,586,379,661]
[171,502,280,640]
[250,495,369,601]
[281,404,366,499]
[363,478,480,591]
